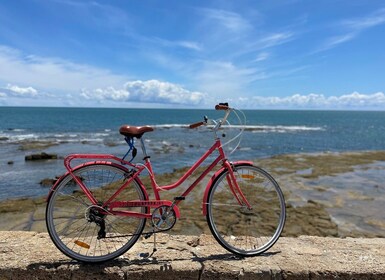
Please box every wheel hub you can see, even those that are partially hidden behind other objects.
[86,206,107,239]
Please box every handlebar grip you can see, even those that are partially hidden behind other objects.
[215,103,230,110]
[189,121,204,129]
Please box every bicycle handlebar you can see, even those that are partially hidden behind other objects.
[215,103,230,110]
[189,121,205,129]
[189,103,231,129]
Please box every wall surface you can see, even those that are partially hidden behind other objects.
[0,231,384,279]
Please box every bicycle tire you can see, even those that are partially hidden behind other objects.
[206,164,286,256]
[46,163,147,263]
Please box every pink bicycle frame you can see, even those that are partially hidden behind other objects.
[49,136,252,219]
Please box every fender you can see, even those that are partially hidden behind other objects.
[46,161,149,203]
[202,161,253,215]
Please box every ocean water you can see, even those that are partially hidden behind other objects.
[1,107,385,201]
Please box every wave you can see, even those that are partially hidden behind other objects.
[246,125,325,133]
[153,124,324,133]
[0,124,324,146]
[153,124,189,129]
[0,131,113,145]
[7,128,26,132]
[3,133,38,141]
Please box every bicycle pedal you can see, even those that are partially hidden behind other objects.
[174,196,185,201]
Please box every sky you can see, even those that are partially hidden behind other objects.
[0,0,385,110]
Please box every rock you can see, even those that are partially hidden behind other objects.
[7,161,14,165]
[18,141,59,151]
[39,178,57,187]
[25,152,58,161]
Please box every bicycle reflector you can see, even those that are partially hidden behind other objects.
[241,174,256,179]
[74,240,91,249]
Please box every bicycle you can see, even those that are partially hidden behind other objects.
[45,103,286,263]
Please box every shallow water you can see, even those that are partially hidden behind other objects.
[295,162,385,236]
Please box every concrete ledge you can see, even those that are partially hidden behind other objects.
[1,231,385,279]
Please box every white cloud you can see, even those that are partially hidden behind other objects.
[320,33,356,51]
[343,8,385,30]
[229,31,294,60]
[177,41,202,51]
[235,92,385,109]
[5,84,38,97]
[0,46,206,107]
[81,87,129,101]
[0,84,44,102]
[318,8,385,52]
[125,80,205,104]
[54,0,133,34]
[81,80,206,105]
[2,79,384,110]
[254,52,270,62]
[200,8,252,32]
[0,45,128,92]
[147,37,202,51]
[331,92,385,107]
[0,43,382,109]
[194,60,267,98]
[257,32,294,49]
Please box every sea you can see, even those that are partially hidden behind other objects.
[1,106,385,201]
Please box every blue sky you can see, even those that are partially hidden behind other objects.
[0,0,385,109]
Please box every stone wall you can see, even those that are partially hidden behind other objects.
[1,231,384,279]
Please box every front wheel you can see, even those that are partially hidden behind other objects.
[206,164,286,256]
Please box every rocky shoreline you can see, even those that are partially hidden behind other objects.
[0,150,385,238]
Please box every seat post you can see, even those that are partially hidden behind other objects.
[139,137,149,159]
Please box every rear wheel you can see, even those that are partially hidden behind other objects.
[206,164,286,256]
[46,163,147,263]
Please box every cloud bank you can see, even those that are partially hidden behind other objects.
[80,80,206,105]
[1,81,384,110]
[236,92,385,109]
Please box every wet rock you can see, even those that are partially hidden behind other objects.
[25,152,58,161]
[39,178,57,187]
[18,141,59,151]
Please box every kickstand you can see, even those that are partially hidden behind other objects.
[140,228,158,260]
[148,229,157,258]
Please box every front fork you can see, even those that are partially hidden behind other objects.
[224,161,252,210]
